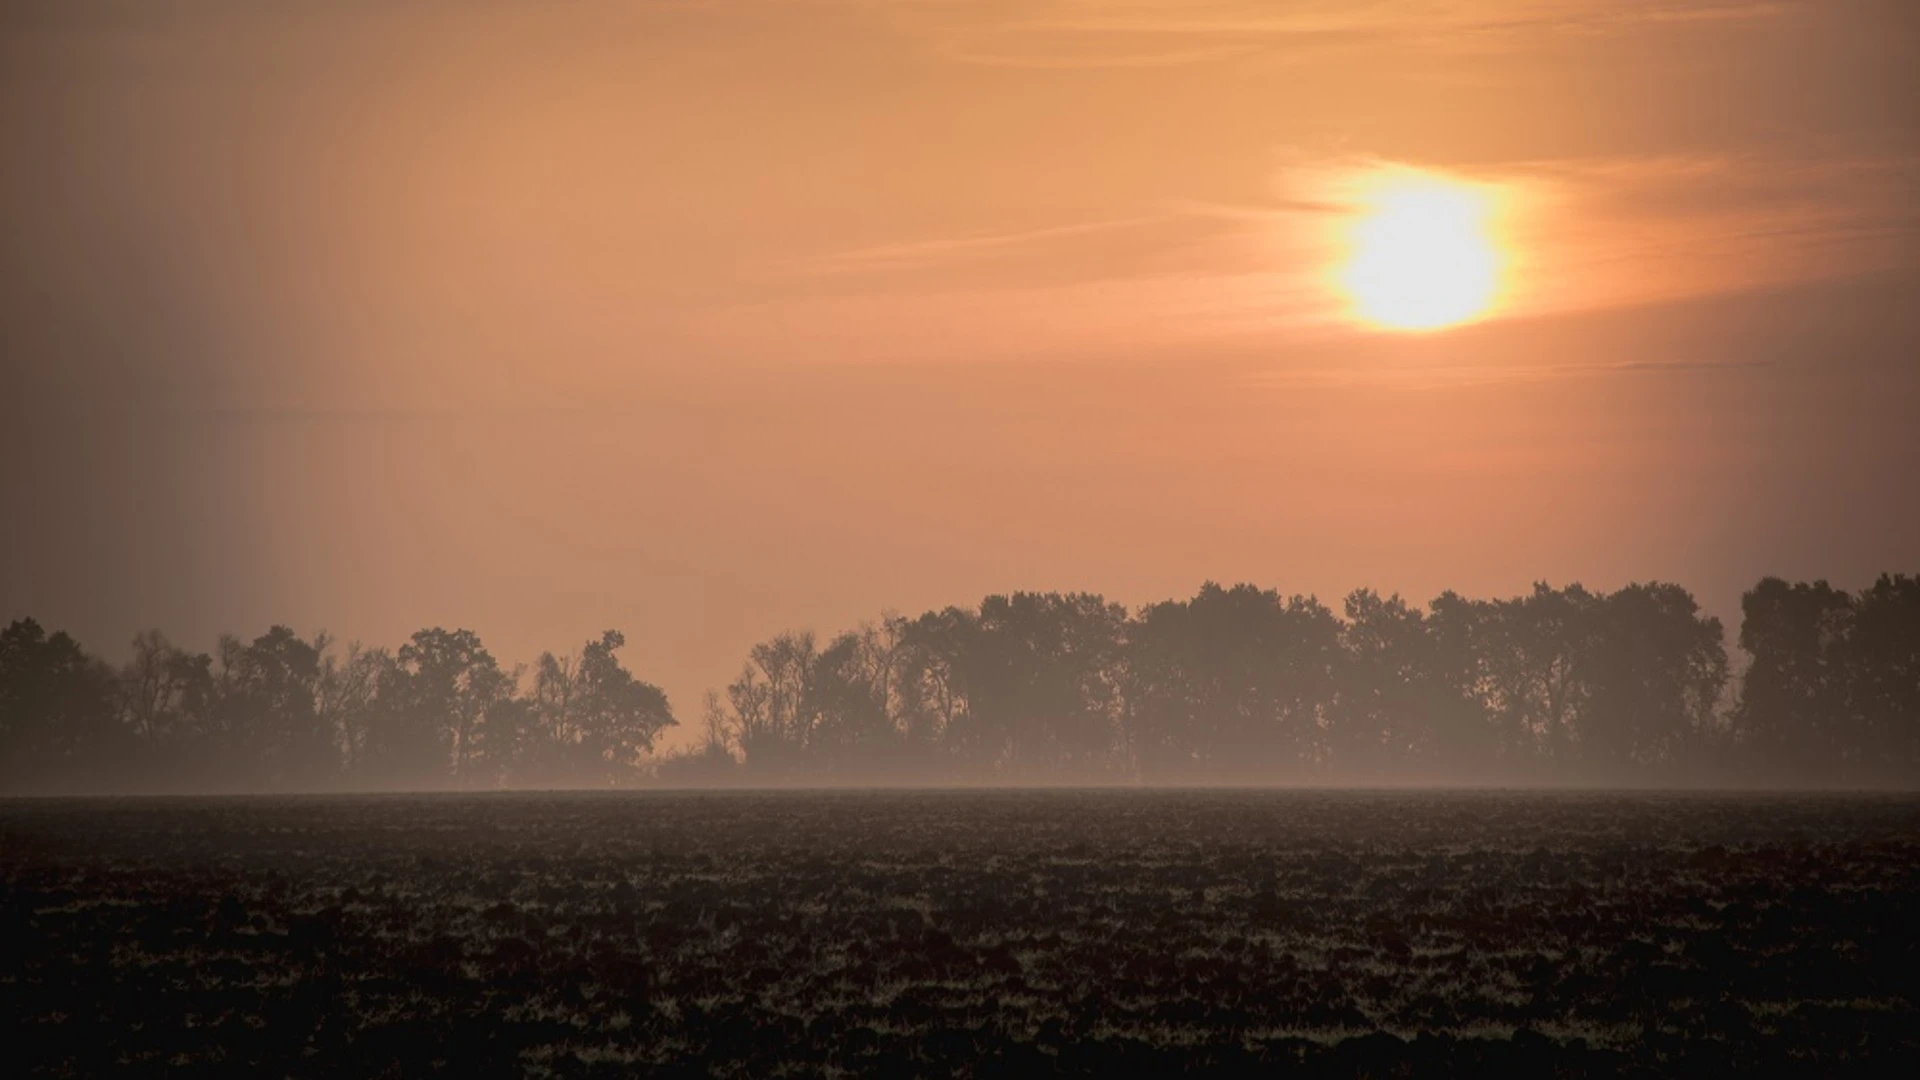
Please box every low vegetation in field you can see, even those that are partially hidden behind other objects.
[4,791,1918,1075]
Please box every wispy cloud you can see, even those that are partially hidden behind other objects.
[791,216,1168,275]
[729,145,1917,380]
[1493,152,1920,314]
[868,0,1794,69]
[1251,354,1779,392]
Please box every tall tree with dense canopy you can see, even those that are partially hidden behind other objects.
[1847,575,1920,776]
[1126,584,1342,781]
[378,628,513,787]
[1582,583,1728,774]
[529,630,675,786]
[1335,589,1443,776]
[207,626,329,789]
[1734,578,1856,780]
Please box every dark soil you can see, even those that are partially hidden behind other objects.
[4,790,1917,1075]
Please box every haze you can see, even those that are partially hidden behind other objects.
[3,0,1917,758]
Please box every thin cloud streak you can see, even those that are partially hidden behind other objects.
[1251,354,1779,392]
[741,148,1917,377]
[878,0,1794,69]
[792,216,1169,275]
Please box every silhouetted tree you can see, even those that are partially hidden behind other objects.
[1334,590,1443,776]
[317,642,395,780]
[0,619,118,791]
[809,623,910,777]
[1421,591,1504,776]
[527,630,675,786]
[1126,584,1341,781]
[118,630,214,778]
[726,630,820,777]
[1582,583,1728,775]
[967,593,1128,780]
[524,648,581,782]
[205,627,330,789]
[1847,574,1920,779]
[373,628,513,787]
[1474,584,1602,771]
[1734,578,1855,780]
[892,607,980,773]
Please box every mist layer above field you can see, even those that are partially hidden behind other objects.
[3,574,1915,793]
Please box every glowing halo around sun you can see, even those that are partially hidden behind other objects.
[1334,168,1510,332]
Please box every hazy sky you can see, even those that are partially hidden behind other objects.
[4,0,1916,746]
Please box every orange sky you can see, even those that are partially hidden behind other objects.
[3,1,1917,748]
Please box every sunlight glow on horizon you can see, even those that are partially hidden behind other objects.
[1335,169,1510,332]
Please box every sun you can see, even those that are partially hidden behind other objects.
[1336,170,1508,331]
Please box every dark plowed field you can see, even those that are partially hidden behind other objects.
[4,791,1917,1075]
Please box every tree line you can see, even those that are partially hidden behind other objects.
[0,626,672,793]
[2,575,1914,792]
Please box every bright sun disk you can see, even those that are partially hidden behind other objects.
[1338,171,1506,331]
